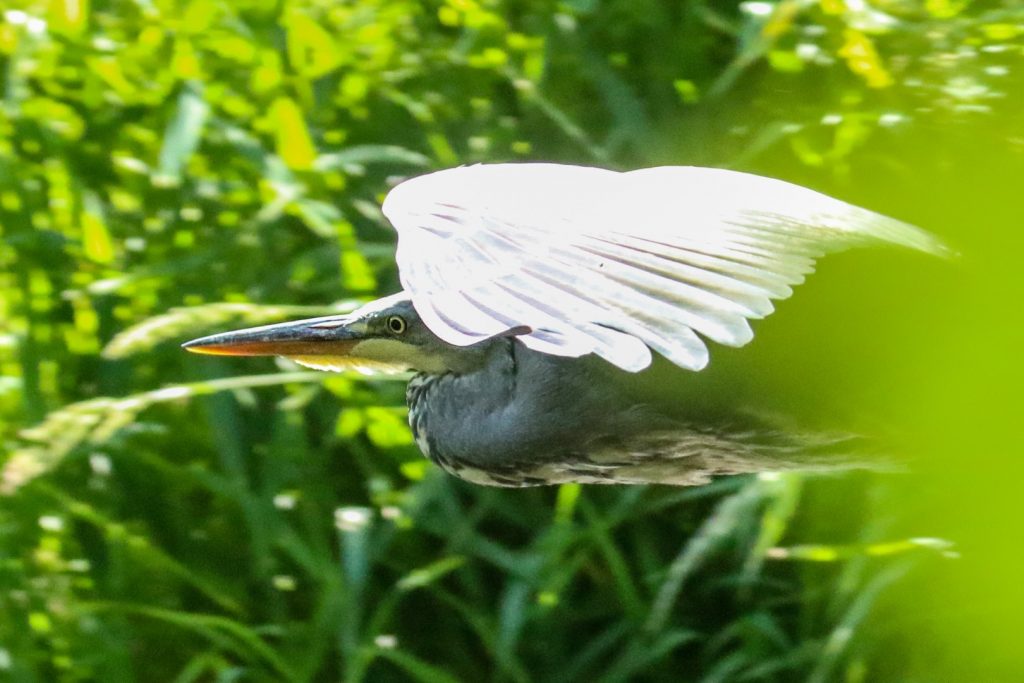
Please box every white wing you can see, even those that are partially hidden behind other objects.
[382,163,947,372]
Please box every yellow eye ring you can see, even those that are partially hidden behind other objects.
[386,315,407,335]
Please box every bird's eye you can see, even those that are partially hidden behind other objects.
[386,315,407,335]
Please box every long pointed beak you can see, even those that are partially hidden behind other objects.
[182,315,360,357]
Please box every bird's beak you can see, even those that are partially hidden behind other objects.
[182,315,361,358]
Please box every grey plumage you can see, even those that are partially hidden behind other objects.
[405,327,876,487]
[185,293,887,487]
[183,163,945,487]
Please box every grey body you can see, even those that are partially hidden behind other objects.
[404,333,864,487]
[406,338,641,483]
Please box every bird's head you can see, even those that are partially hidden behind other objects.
[183,293,491,375]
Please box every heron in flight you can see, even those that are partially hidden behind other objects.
[184,164,947,487]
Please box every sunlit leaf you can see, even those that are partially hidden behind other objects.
[286,12,342,79]
[554,483,581,523]
[365,407,414,448]
[181,0,218,34]
[673,79,700,104]
[765,537,956,561]
[171,38,203,80]
[768,50,804,73]
[397,556,466,591]
[341,249,377,292]
[48,0,89,36]
[86,56,135,97]
[81,192,114,263]
[155,82,209,186]
[838,28,894,88]
[315,145,431,173]
[270,96,318,171]
[925,0,971,19]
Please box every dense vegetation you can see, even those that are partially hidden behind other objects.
[2,0,1022,680]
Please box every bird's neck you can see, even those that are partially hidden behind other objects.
[406,339,516,472]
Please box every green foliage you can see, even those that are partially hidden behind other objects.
[1,0,1022,681]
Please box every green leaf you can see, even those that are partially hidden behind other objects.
[767,50,804,73]
[554,483,581,523]
[365,407,414,448]
[315,145,432,173]
[81,191,114,263]
[155,83,209,186]
[270,96,318,171]
[286,12,342,79]
[397,556,466,591]
[48,0,89,36]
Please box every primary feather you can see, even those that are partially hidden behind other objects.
[382,163,947,372]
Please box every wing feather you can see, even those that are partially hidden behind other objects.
[383,164,947,372]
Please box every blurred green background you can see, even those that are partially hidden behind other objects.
[1,0,1022,680]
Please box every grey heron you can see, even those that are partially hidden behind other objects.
[183,164,947,487]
